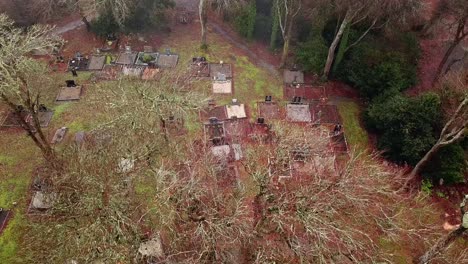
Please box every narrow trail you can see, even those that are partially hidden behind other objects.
[52,19,84,35]
[208,22,278,76]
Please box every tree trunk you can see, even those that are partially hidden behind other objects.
[82,16,91,32]
[270,0,279,50]
[323,12,351,79]
[418,227,467,264]
[280,18,294,68]
[199,0,207,47]
[433,41,459,85]
[409,143,442,180]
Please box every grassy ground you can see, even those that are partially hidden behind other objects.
[337,101,369,151]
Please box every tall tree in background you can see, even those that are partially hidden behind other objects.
[198,0,244,48]
[322,0,421,78]
[0,14,62,162]
[431,0,468,84]
[275,0,302,67]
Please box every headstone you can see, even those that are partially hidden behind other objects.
[52,127,68,144]
[125,46,132,53]
[66,80,76,87]
[209,117,219,124]
[38,104,48,112]
[75,131,85,144]
[165,48,171,55]
[232,99,238,105]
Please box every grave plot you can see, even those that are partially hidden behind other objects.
[212,79,233,94]
[157,50,179,68]
[292,153,337,177]
[29,191,56,213]
[216,164,239,187]
[0,208,11,234]
[209,62,233,79]
[211,143,243,162]
[139,235,164,260]
[122,65,146,78]
[200,103,228,121]
[284,83,325,101]
[268,156,293,180]
[203,118,226,144]
[310,103,341,124]
[330,132,349,153]
[283,69,304,84]
[286,104,311,122]
[35,108,54,128]
[68,55,89,71]
[135,52,159,66]
[190,57,210,77]
[99,65,123,80]
[224,118,250,141]
[258,96,281,120]
[1,107,30,127]
[56,80,82,102]
[87,55,106,70]
[100,34,119,52]
[115,51,138,65]
[161,115,185,136]
[226,101,247,119]
[142,67,161,80]
[249,119,273,143]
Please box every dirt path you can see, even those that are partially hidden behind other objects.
[208,22,278,76]
[52,19,84,35]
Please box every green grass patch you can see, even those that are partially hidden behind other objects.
[337,101,369,150]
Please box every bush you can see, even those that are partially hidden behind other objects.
[365,93,441,165]
[234,1,256,40]
[296,36,328,74]
[423,144,466,184]
[337,43,417,99]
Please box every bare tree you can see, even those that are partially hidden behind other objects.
[431,0,468,84]
[275,0,302,68]
[198,0,244,47]
[322,0,421,78]
[419,195,468,264]
[0,14,62,162]
[409,75,467,180]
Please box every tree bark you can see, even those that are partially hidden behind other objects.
[409,143,442,180]
[418,227,467,264]
[433,42,459,85]
[280,20,293,68]
[199,0,208,47]
[323,11,351,79]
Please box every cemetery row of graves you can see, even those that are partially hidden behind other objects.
[0,44,350,257]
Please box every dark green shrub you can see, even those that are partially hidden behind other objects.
[296,36,328,73]
[234,1,256,40]
[338,43,417,99]
[423,144,466,184]
[90,11,120,37]
[365,93,441,165]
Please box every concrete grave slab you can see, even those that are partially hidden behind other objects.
[87,55,106,70]
[210,63,233,78]
[56,86,82,102]
[157,53,179,68]
[212,80,232,94]
[286,104,311,122]
[226,104,246,119]
[115,52,138,65]
[283,70,304,84]
[31,191,56,210]
[122,65,145,77]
